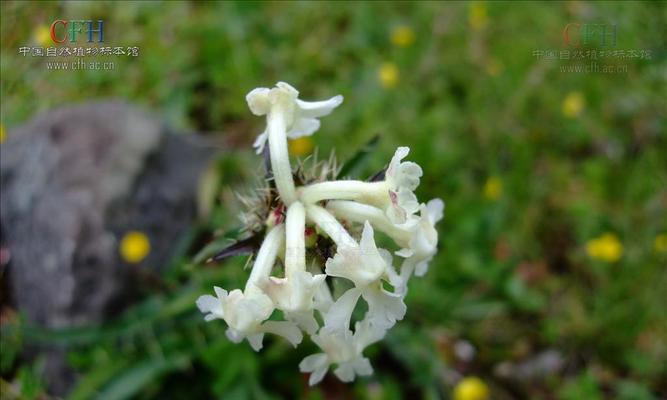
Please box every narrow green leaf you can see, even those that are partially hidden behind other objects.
[96,354,190,400]
[192,227,244,264]
[337,134,380,178]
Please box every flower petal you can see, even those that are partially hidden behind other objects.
[333,362,356,382]
[287,117,320,139]
[395,248,414,258]
[276,81,299,97]
[262,320,303,347]
[213,286,228,299]
[414,259,431,277]
[362,285,406,329]
[309,364,329,386]
[252,130,268,154]
[353,319,386,348]
[299,353,328,372]
[386,193,408,224]
[296,95,344,118]
[393,146,410,163]
[359,221,377,253]
[396,161,423,190]
[426,198,445,224]
[196,294,219,314]
[300,353,330,386]
[351,357,373,376]
[396,188,420,214]
[285,310,320,335]
[246,333,265,351]
[225,328,245,344]
[324,287,362,330]
[246,87,271,116]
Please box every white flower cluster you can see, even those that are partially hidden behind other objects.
[197,82,444,385]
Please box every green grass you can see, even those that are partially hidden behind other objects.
[1,1,666,399]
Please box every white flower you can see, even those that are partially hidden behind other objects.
[384,147,423,223]
[325,222,406,329]
[325,198,443,293]
[299,146,423,224]
[247,82,343,205]
[396,198,444,279]
[259,271,326,334]
[258,202,327,334]
[299,325,376,385]
[299,295,385,386]
[198,82,444,386]
[311,263,334,313]
[197,225,303,350]
[326,222,388,286]
[196,286,302,351]
[247,82,343,154]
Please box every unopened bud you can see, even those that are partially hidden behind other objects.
[266,206,285,228]
[305,226,317,248]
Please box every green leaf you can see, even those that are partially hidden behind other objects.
[95,354,190,400]
[192,227,245,264]
[68,360,130,400]
[16,286,200,346]
[614,380,656,400]
[558,370,603,400]
[337,134,380,179]
[0,321,21,373]
[450,299,507,320]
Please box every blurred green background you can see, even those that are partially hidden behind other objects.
[1,1,666,399]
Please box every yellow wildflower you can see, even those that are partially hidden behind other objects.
[391,25,415,47]
[562,91,585,118]
[453,376,490,400]
[654,233,667,253]
[468,3,488,31]
[586,233,623,263]
[120,231,151,264]
[34,25,52,47]
[483,176,502,201]
[0,124,6,144]
[485,59,503,76]
[288,136,314,156]
[378,62,399,88]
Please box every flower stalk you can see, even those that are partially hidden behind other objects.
[305,204,357,249]
[246,224,285,289]
[267,108,297,205]
[299,180,388,205]
[284,202,306,278]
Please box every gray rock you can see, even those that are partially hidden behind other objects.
[0,101,214,395]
